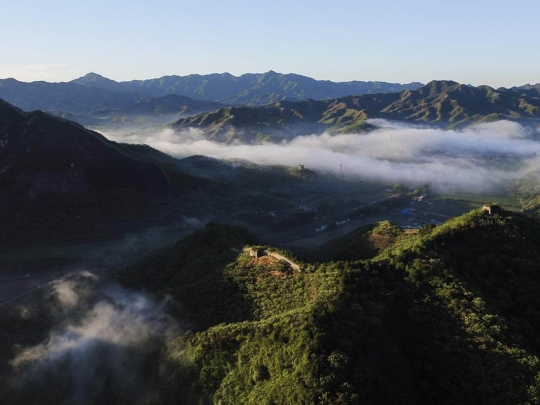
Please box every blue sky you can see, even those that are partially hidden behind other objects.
[1,0,539,87]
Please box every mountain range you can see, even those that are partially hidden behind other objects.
[0,78,225,127]
[0,72,424,128]
[2,73,540,143]
[172,80,540,143]
[71,71,424,105]
[3,74,540,404]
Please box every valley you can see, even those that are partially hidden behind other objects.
[4,0,540,401]
[1,74,540,405]
[0,154,522,310]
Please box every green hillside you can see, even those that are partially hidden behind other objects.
[141,210,540,404]
[172,100,332,143]
[310,220,403,262]
[0,99,177,246]
[381,80,540,126]
[172,80,540,143]
[4,208,540,404]
[99,210,540,403]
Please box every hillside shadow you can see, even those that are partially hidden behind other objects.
[113,223,260,330]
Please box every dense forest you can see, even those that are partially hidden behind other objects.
[4,208,540,404]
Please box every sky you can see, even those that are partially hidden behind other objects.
[1,0,539,87]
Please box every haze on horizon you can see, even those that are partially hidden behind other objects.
[1,0,539,88]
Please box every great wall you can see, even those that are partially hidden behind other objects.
[244,247,301,271]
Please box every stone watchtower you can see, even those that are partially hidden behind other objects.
[249,248,265,258]
[482,205,502,215]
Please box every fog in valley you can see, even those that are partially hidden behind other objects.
[5,119,540,403]
[7,271,179,404]
[101,120,540,193]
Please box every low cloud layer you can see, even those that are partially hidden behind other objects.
[10,272,179,404]
[102,120,540,192]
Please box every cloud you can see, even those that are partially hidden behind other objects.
[99,120,540,193]
[48,271,98,311]
[10,272,179,404]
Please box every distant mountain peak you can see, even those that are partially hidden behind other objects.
[424,79,460,89]
[82,72,106,78]
[426,79,459,85]
[72,72,120,88]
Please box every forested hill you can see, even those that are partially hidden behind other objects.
[4,98,391,248]
[172,80,540,143]
[160,210,540,404]
[0,98,177,245]
[0,99,297,247]
[28,209,538,405]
